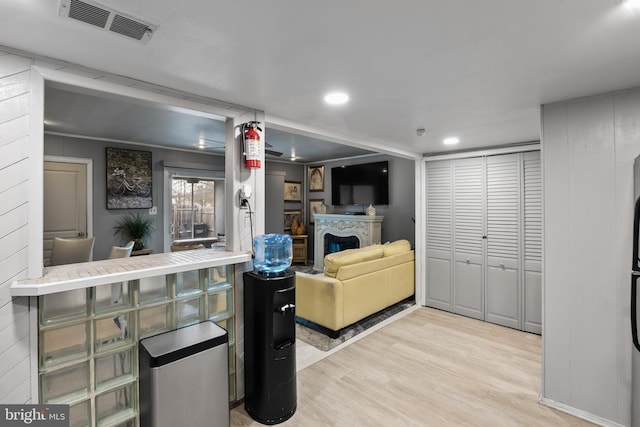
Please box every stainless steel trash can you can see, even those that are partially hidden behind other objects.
[139,321,229,427]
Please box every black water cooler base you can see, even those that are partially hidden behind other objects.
[244,270,297,425]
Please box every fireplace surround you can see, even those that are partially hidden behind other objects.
[313,214,383,271]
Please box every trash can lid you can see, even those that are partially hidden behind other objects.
[140,321,228,368]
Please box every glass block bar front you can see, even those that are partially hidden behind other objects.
[38,265,235,427]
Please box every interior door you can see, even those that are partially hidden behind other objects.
[425,160,454,311]
[485,153,521,330]
[453,157,485,320]
[522,151,542,333]
[43,161,88,263]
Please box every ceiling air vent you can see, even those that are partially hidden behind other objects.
[59,0,157,43]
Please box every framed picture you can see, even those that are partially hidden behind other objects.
[106,147,152,209]
[284,209,302,232]
[308,165,325,192]
[284,181,302,202]
[309,199,325,224]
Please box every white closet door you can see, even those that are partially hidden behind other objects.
[425,160,453,311]
[485,153,521,329]
[523,151,542,333]
[453,157,485,320]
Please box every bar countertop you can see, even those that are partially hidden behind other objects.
[11,248,252,296]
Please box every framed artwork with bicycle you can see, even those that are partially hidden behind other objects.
[106,147,153,209]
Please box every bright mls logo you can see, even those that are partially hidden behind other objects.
[1,405,68,426]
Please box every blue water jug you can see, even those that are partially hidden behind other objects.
[253,234,292,273]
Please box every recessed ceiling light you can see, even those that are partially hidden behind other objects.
[324,92,349,105]
[443,137,460,145]
[624,0,640,10]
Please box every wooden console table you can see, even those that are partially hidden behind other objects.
[291,234,308,265]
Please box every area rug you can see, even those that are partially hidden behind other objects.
[295,298,415,352]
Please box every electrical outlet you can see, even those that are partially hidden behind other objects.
[148,206,157,215]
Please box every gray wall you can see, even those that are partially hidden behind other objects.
[265,161,305,234]
[304,154,415,259]
[542,89,639,425]
[45,134,225,259]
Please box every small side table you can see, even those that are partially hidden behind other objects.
[131,249,154,256]
[291,235,308,265]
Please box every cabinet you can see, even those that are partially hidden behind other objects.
[425,151,541,333]
[291,235,308,265]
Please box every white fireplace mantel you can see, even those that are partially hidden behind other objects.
[313,214,384,271]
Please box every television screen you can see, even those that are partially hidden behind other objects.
[331,161,389,206]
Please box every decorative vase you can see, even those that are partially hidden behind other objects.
[367,204,376,216]
[133,239,145,251]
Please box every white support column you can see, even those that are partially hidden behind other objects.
[224,110,266,401]
[224,111,266,253]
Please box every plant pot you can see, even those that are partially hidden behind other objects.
[133,239,145,251]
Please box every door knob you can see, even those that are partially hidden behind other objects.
[499,263,505,270]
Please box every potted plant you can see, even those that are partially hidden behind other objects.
[114,212,155,250]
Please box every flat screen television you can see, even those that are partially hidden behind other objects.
[331,161,389,206]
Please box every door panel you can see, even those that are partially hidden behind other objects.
[523,151,542,334]
[486,265,519,329]
[426,256,452,310]
[486,154,521,330]
[426,160,453,311]
[454,258,483,319]
[524,270,542,333]
[452,157,484,320]
[43,161,88,263]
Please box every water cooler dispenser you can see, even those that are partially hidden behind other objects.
[244,234,297,424]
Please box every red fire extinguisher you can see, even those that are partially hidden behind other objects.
[242,121,262,169]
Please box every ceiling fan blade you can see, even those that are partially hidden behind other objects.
[265,149,283,157]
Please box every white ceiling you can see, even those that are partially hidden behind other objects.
[3,0,640,159]
[44,85,376,162]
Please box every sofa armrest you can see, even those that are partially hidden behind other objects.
[295,272,344,331]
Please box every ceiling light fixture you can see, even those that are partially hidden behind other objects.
[624,0,640,10]
[443,137,460,145]
[324,92,349,105]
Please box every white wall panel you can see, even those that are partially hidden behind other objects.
[542,89,640,425]
[0,51,32,405]
[541,102,572,403]
[0,116,29,146]
[0,358,30,401]
[567,96,618,420]
[612,89,640,424]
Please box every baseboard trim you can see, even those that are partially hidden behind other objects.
[539,397,626,427]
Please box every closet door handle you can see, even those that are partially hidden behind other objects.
[632,275,640,352]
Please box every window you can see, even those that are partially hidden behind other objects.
[172,177,216,242]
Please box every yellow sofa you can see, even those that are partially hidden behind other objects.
[295,239,415,336]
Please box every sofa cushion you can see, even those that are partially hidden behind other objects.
[324,245,384,278]
[382,239,411,257]
[336,250,414,281]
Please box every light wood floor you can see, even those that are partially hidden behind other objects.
[231,307,594,427]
